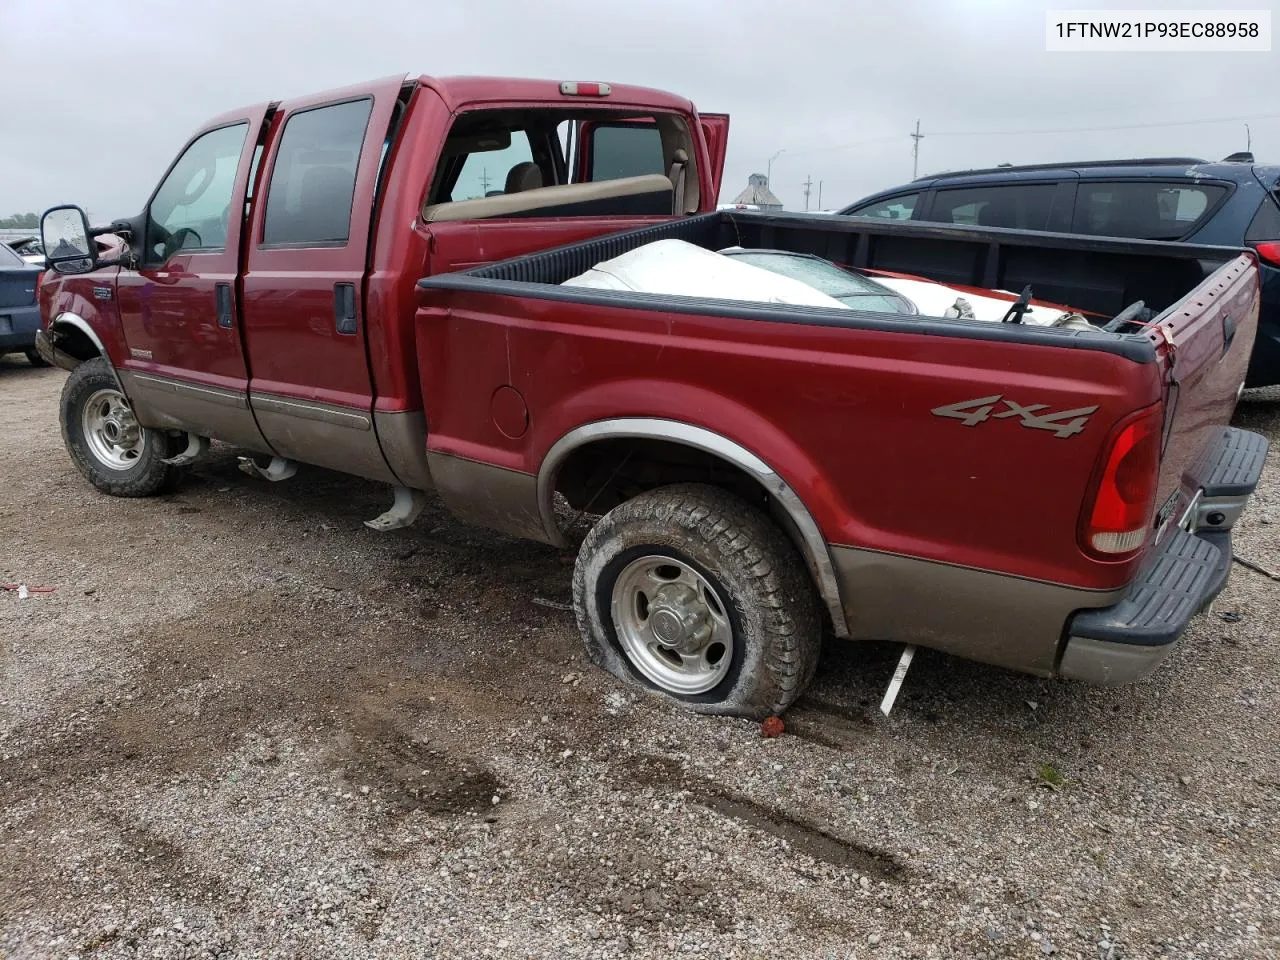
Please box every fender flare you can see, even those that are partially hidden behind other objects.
[45,312,124,388]
[54,310,112,353]
[536,417,850,638]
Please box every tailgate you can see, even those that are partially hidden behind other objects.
[1147,253,1259,533]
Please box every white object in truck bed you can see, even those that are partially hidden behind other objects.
[561,239,852,310]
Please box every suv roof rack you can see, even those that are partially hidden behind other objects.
[914,157,1209,181]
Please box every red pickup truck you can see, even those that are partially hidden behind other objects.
[37,73,1268,719]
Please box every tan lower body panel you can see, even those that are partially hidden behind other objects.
[120,371,272,454]
[829,546,1123,676]
[375,409,433,491]
[426,452,550,543]
[251,393,397,485]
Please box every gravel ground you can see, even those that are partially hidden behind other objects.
[2,357,1278,960]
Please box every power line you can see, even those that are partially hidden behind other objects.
[931,111,1280,139]
[938,91,1278,127]
[784,108,1280,160]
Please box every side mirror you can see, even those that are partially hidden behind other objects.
[40,205,97,275]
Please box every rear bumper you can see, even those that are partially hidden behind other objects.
[0,303,41,351]
[1058,427,1269,685]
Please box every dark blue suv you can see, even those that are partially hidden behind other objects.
[838,155,1280,387]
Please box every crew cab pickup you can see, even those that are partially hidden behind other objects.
[38,74,1267,719]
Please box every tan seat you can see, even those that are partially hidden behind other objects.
[504,162,543,194]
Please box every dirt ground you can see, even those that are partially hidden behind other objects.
[2,357,1278,960]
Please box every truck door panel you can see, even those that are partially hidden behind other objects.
[115,112,272,452]
[698,113,729,203]
[241,79,405,483]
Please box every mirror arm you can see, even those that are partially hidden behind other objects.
[90,220,133,240]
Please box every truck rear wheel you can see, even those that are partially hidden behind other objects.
[60,357,181,497]
[572,483,822,719]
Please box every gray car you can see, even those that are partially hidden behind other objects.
[0,241,46,366]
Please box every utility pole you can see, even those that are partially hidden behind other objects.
[1246,123,1252,152]
[802,175,813,211]
[479,167,492,195]
[767,149,785,187]
[910,119,924,179]
[818,180,823,211]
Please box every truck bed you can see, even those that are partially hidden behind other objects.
[414,211,1259,680]
[421,209,1247,352]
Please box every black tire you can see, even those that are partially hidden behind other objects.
[572,483,822,719]
[24,348,50,368]
[60,357,182,497]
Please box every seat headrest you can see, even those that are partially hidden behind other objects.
[504,162,543,194]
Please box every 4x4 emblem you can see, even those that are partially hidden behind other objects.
[931,394,1099,439]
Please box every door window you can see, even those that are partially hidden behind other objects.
[930,184,1057,230]
[145,122,249,262]
[843,193,920,220]
[1071,181,1228,240]
[261,98,374,247]
[588,124,666,182]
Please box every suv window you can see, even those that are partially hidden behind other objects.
[146,122,249,261]
[930,183,1056,230]
[450,131,536,200]
[261,98,373,247]
[846,192,919,220]
[589,124,666,181]
[1071,181,1227,240]
[1245,192,1280,242]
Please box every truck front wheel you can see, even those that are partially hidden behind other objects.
[60,357,181,497]
[572,483,822,719]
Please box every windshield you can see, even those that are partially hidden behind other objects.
[723,250,915,314]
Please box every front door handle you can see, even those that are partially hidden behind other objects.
[334,283,357,335]
[214,283,233,329]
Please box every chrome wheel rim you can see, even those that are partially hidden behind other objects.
[611,554,734,695]
[81,388,145,471]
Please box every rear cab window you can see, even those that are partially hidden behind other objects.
[448,132,536,200]
[423,107,700,221]
[1071,180,1228,240]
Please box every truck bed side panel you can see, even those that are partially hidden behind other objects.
[414,212,1260,675]
[416,290,1161,590]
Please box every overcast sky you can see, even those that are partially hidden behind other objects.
[1,0,1277,220]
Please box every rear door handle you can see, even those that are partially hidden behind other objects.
[334,283,357,335]
[214,283,233,329]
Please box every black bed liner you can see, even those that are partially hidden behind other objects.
[417,210,1252,364]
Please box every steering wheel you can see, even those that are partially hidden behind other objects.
[161,226,202,261]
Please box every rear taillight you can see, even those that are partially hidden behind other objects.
[1082,404,1163,558]
[1253,241,1280,268]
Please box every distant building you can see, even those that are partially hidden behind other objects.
[731,173,783,211]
